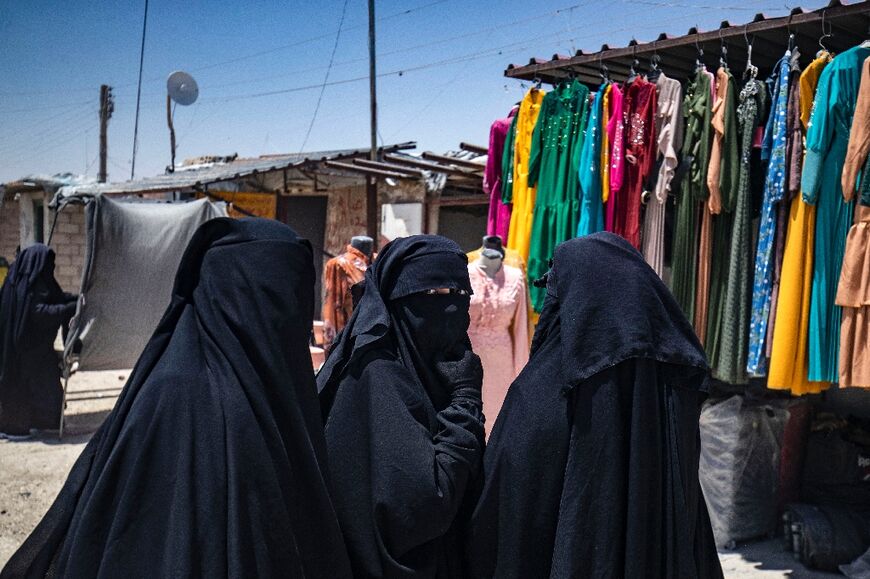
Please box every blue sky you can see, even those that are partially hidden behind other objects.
[0,0,830,183]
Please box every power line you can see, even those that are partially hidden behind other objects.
[130,0,149,180]
[299,0,350,153]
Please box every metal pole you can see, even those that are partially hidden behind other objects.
[98,85,109,183]
[366,0,378,240]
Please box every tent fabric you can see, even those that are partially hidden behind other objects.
[68,196,226,371]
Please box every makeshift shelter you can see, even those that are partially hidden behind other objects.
[56,194,226,373]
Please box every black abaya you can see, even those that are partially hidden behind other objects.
[465,232,723,579]
[0,245,76,435]
[2,218,352,578]
[317,235,485,579]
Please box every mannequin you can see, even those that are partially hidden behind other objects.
[322,236,373,352]
[476,248,503,279]
[350,235,374,260]
[467,235,529,437]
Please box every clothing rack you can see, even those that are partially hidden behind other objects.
[504,1,869,86]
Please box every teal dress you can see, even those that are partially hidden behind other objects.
[527,80,590,311]
[577,85,604,236]
[802,45,870,383]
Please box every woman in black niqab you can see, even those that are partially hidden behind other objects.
[0,244,76,436]
[2,218,352,578]
[465,232,723,579]
[317,235,486,578]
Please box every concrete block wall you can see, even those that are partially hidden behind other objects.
[48,204,86,292]
[0,197,19,263]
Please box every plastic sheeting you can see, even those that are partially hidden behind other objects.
[65,196,226,371]
[699,395,788,548]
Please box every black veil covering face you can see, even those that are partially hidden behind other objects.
[0,244,76,435]
[465,232,723,579]
[2,218,352,578]
[317,235,485,579]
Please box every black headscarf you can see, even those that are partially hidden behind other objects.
[465,232,722,579]
[0,245,62,384]
[2,218,352,578]
[317,235,485,579]
[0,245,75,434]
[319,234,474,412]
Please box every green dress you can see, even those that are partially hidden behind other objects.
[713,78,768,384]
[526,80,590,311]
[706,71,739,368]
[671,71,712,321]
[501,115,518,205]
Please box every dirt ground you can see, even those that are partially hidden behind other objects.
[0,372,843,576]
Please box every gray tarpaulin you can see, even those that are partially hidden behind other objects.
[66,196,226,371]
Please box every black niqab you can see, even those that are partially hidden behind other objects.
[317,235,485,579]
[465,232,722,579]
[0,245,75,434]
[2,218,352,578]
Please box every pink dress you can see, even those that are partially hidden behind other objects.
[467,262,529,437]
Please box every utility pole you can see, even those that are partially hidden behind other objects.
[98,85,114,183]
[366,0,379,240]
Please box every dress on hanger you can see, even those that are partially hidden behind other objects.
[694,70,718,344]
[835,54,870,388]
[614,77,657,248]
[322,245,369,351]
[527,80,590,312]
[747,51,790,377]
[803,44,870,383]
[467,262,529,436]
[642,73,683,277]
[506,88,546,264]
[671,69,712,323]
[713,77,768,384]
[768,52,832,395]
[577,85,605,236]
[600,84,613,204]
[605,83,625,231]
[485,113,516,242]
[705,67,738,366]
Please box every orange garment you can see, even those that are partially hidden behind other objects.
[322,245,369,351]
[835,57,870,388]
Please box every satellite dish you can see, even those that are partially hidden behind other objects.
[167,71,198,106]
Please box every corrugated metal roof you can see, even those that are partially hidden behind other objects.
[505,0,870,85]
[52,143,416,198]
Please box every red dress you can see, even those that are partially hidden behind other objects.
[613,78,657,248]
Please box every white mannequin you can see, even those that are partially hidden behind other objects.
[476,248,503,280]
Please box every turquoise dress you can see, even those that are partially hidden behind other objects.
[577,86,604,236]
[802,45,870,383]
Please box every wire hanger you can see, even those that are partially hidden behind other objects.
[719,32,729,72]
[817,10,833,57]
[695,34,706,72]
[599,53,610,84]
[648,49,663,83]
[743,26,758,80]
[627,45,640,83]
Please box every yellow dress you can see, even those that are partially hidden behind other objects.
[768,53,833,395]
[600,84,612,203]
[506,88,545,263]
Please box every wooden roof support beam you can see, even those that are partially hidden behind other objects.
[459,142,488,155]
[421,151,486,171]
[352,158,425,176]
[384,154,481,178]
[324,161,417,180]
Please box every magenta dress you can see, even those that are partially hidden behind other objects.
[485,114,516,241]
[467,262,529,437]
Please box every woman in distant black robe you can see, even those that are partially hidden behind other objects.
[0,244,77,436]
[2,218,352,578]
[465,232,723,579]
[318,235,486,578]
